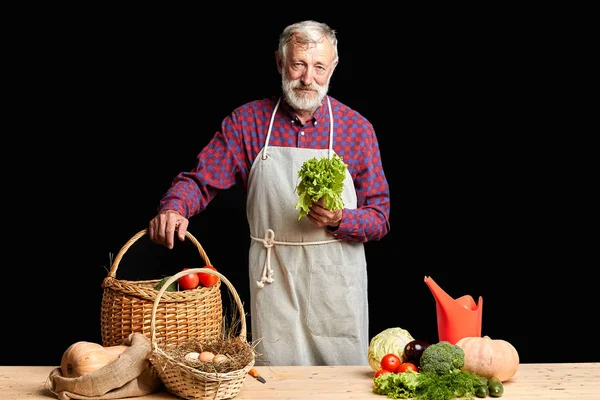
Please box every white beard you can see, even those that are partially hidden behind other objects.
[281,72,330,112]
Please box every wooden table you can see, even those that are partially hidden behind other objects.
[1,363,598,399]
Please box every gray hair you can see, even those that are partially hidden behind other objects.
[278,20,338,66]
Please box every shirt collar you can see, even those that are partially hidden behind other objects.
[281,96,328,127]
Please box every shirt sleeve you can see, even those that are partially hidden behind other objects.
[329,119,391,243]
[158,114,247,218]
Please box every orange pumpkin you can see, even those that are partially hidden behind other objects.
[60,341,128,378]
[456,335,519,382]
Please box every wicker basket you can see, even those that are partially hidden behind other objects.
[149,268,255,400]
[100,229,223,348]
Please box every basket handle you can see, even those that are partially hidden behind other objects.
[150,268,246,350]
[107,228,211,278]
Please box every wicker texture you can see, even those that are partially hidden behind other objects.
[150,268,254,400]
[101,229,223,348]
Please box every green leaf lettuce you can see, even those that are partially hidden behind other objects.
[295,154,347,220]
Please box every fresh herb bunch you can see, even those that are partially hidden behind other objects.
[295,154,347,220]
[373,369,486,400]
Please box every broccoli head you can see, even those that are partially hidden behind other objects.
[419,341,465,375]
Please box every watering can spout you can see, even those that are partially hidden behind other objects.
[424,276,483,344]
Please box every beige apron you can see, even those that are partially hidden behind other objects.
[246,97,369,366]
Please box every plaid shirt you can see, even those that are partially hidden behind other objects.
[160,95,390,243]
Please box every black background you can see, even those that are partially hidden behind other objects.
[4,8,595,366]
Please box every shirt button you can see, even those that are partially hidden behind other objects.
[300,131,305,136]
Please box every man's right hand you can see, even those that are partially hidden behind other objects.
[148,210,189,249]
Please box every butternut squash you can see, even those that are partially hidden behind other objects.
[60,341,128,378]
[456,335,519,382]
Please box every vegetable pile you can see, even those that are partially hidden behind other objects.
[295,154,347,220]
[370,328,508,399]
[370,278,519,399]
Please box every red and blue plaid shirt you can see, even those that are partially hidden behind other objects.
[160,95,390,243]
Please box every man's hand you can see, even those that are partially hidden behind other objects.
[307,198,342,228]
[148,210,189,249]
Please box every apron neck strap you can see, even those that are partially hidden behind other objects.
[326,96,334,159]
[262,97,281,160]
[262,96,334,160]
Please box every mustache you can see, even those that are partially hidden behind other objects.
[292,83,318,91]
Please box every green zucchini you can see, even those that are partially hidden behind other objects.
[474,375,489,398]
[488,376,504,397]
[474,384,489,398]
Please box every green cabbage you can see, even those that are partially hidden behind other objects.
[368,327,415,372]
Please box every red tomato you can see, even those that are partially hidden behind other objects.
[197,265,219,287]
[178,268,200,290]
[380,353,401,373]
[374,369,392,379]
[397,362,419,373]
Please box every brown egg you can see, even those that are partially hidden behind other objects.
[198,351,215,362]
[212,354,228,363]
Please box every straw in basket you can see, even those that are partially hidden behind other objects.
[100,229,223,348]
[149,268,255,400]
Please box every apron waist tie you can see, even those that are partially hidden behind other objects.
[250,229,340,288]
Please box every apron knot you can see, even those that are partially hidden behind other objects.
[256,229,276,287]
[264,229,275,247]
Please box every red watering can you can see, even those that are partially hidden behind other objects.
[424,276,483,344]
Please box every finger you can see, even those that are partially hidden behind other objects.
[306,212,325,227]
[165,222,178,249]
[311,200,326,211]
[177,219,189,241]
[148,218,164,245]
[148,219,157,242]
[309,205,328,219]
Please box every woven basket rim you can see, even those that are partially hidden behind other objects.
[102,275,222,302]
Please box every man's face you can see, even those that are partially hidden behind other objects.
[280,34,337,112]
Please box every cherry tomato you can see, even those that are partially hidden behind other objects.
[380,353,401,373]
[374,369,392,379]
[397,362,419,373]
[197,265,219,287]
[178,268,200,290]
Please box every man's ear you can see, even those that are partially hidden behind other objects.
[332,59,339,72]
[275,51,283,74]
